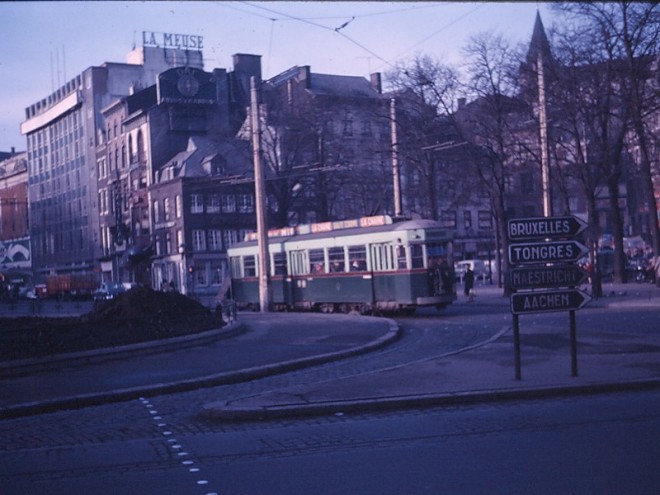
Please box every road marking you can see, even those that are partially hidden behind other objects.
[139,398,219,494]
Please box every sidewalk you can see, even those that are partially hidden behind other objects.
[1,282,659,420]
[201,281,660,420]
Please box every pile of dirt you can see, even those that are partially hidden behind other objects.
[0,288,223,361]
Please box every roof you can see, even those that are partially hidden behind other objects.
[306,73,383,99]
[155,136,251,182]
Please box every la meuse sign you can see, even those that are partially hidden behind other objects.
[142,31,203,51]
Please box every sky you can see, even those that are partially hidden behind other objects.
[0,1,558,152]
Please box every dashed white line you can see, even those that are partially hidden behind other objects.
[139,398,219,494]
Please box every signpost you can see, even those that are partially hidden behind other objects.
[508,215,588,241]
[510,288,591,315]
[510,265,589,291]
[507,215,591,380]
[508,240,588,265]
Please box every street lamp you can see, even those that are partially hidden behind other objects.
[178,243,187,294]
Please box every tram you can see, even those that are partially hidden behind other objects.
[227,215,457,314]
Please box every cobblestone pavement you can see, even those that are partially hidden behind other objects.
[0,302,506,451]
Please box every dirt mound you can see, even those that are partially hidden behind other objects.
[89,287,212,321]
[0,288,224,361]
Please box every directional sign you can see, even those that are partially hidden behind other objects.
[508,215,588,241]
[508,240,589,265]
[510,289,592,315]
[509,265,590,290]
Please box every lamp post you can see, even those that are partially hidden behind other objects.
[178,243,187,295]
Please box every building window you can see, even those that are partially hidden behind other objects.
[192,229,206,251]
[343,116,353,136]
[175,195,182,218]
[190,194,204,213]
[464,211,472,229]
[441,210,457,229]
[208,229,222,251]
[223,230,238,248]
[207,194,220,213]
[137,130,145,163]
[153,200,160,223]
[165,232,172,254]
[238,194,254,213]
[478,210,492,229]
[222,195,236,213]
[163,197,171,222]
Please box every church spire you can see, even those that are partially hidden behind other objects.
[526,11,553,66]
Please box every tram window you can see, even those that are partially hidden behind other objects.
[230,257,242,278]
[396,245,407,269]
[310,249,325,273]
[328,247,345,272]
[289,250,307,275]
[371,243,395,271]
[348,245,367,271]
[244,255,256,277]
[411,244,424,268]
[273,252,287,276]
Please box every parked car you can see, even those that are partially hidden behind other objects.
[454,259,494,283]
[93,282,125,301]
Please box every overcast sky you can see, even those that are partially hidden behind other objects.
[0,1,558,152]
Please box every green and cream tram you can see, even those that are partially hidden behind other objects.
[228,215,457,314]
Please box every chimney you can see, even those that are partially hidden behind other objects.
[458,97,466,109]
[370,73,382,94]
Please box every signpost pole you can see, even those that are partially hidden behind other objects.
[513,314,521,380]
[569,309,578,377]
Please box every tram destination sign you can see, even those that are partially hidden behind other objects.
[509,265,589,290]
[511,288,592,315]
[508,215,588,241]
[508,240,588,265]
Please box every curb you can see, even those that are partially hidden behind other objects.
[0,321,246,378]
[200,378,660,421]
[0,318,402,419]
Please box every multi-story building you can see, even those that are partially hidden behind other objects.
[258,66,390,225]
[149,136,255,298]
[20,36,203,282]
[96,56,262,294]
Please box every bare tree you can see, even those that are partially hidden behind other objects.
[547,13,630,293]
[385,55,465,220]
[458,31,530,294]
[555,1,660,282]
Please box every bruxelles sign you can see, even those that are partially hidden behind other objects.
[508,215,587,241]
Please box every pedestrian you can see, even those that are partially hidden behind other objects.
[464,266,475,302]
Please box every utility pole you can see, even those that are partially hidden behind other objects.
[390,98,403,218]
[250,76,270,312]
[537,51,552,217]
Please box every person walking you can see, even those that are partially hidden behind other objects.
[464,266,475,302]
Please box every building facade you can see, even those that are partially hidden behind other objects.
[0,150,31,290]
[20,41,203,282]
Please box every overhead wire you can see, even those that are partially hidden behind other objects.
[214,1,485,75]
